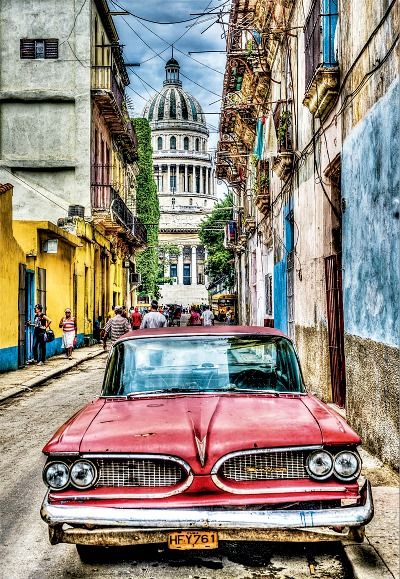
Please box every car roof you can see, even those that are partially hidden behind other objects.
[116,325,288,343]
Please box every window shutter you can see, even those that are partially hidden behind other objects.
[45,39,58,59]
[20,39,35,59]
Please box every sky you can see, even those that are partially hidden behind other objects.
[107,0,230,156]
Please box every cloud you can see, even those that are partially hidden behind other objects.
[110,0,228,151]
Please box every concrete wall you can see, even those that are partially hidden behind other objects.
[0,0,92,219]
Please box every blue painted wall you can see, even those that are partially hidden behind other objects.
[273,200,293,333]
[342,78,400,347]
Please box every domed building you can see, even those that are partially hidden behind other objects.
[143,57,217,308]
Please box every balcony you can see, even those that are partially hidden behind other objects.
[91,168,146,247]
[91,66,137,161]
[303,67,339,118]
[272,103,294,181]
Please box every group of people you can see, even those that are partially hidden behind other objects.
[27,305,77,365]
[26,299,229,365]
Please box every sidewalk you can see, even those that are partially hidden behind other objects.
[344,447,399,579]
[0,343,106,403]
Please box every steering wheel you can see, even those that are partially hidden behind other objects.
[232,369,270,389]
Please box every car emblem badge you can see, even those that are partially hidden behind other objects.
[195,436,207,467]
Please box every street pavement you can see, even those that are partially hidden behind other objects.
[0,343,398,579]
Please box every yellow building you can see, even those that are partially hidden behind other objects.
[0,184,26,370]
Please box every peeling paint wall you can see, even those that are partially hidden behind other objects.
[342,78,400,468]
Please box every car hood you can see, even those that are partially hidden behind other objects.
[42,393,360,472]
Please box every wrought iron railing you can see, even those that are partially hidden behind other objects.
[304,0,339,88]
[91,167,147,244]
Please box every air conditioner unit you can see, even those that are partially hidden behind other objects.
[130,272,141,285]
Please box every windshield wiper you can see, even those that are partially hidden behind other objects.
[127,387,205,398]
[221,385,281,396]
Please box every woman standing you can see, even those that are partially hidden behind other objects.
[59,309,77,359]
[30,304,52,365]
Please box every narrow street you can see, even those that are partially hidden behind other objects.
[0,357,352,579]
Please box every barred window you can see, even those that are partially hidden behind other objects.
[304,0,338,88]
[20,39,59,59]
[37,267,47,312]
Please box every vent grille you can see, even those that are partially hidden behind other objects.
[96,458,186,487]
[219,451,308,481]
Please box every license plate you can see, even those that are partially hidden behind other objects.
[167,531,218,550]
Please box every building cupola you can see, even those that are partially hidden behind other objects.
[164,54,182,87]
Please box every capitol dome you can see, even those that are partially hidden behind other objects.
[143,58,207,129]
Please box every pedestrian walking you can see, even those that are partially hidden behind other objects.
[188,308,201,326]
[103,306,131,346]
[59,308,77,359]
[201,305,214,327]
[93,315,103,343]
[28,304,52,365]
[225,307,233,325]
[130,307,142,330]
[140,300,168,329]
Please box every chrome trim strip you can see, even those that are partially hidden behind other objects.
[41,480,373,530]
[211,480,346,495]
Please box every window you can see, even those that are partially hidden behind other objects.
[265,274,273,316]
[157,137,163,150]
[189,198,193,206]
[304,0,338,87]
[36,268,46,311]
[170,136,176,150]
[183,137,189,151]
[20,39,59,59]
[183,264,191,285]
[195,138,199,152]
[170,264,177,278]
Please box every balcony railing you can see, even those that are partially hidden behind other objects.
[91,167,146,245]
[91,65,124,112]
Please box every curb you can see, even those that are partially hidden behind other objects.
[0,349,107,404]
[343,543,395,579]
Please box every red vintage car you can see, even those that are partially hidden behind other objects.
[40,326,373,560]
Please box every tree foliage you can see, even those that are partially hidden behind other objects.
[132,118,160,298]
[199,193,235,289]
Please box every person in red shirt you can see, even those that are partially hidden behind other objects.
[130,307,142,330]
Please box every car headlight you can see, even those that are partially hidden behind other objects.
[306,450,334,480]
[43,461,70,490]
[334,451,361,480]
[70,460,97,489]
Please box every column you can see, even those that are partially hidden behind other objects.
[167,165,171,194]
[177,245,184,285]
[192,165,196,193]
[191,246,197,285]
[204,248,209,287]
[205,167,209,196]
[184,165,188,193]
[164,252,169,278]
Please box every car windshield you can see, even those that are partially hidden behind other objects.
[102,336,305,397]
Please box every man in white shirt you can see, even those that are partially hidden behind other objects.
[140,300,168,329]
[201,305,214,327]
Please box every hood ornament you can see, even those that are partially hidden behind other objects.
[195,435,207,467]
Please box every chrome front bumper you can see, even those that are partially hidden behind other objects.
[41,480,373,545]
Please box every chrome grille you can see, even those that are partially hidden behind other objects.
[220,451,308,481]
[96,458,185,487]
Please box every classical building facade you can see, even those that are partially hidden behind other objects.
[143,58,217,307]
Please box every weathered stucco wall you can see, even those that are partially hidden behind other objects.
[342,78,400,468]
[295,323,331,400]
[345,334,399,468]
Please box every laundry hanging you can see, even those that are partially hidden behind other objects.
[262,111,278,159]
